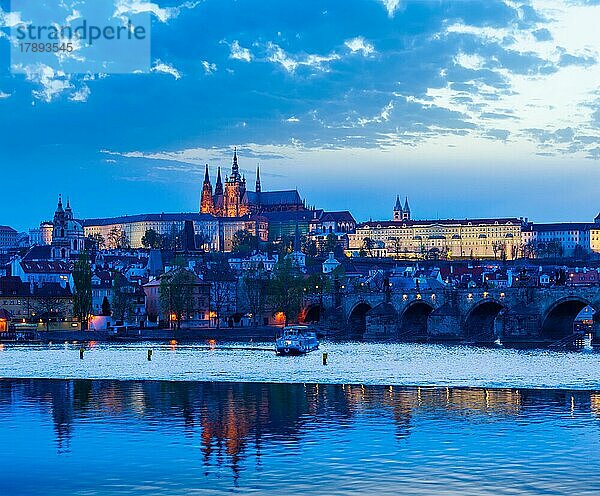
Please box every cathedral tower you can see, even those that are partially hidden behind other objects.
[255,165,261,193]
[200,164,214,213]
[224,148,249,217]
[393,195,403,221]
[402,197,411,220]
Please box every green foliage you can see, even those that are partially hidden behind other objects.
[101,296,111,317]
[232,229,259,257]
[87,233,105,250]
[111,272,134,323]
[107,227,130,250]
[159,269,197,329]
[204,256,236,329]
[242,267,269,327]
[141,229,163,249]
[322,233,338,255]
[73,252,93,329]
[269,257,304,326]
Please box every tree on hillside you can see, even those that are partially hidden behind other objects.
[107,227,130,250]
[159,269,197,330]
[87,233,105,250]
[242,265,269,327]
[32,290,70,332]
[269,257,304,326]
[72,252,93,330]
[101,296,111,317]
[111,272,134,324]
[362,237,375,257]
[322,233,338,255]
[141,229,163,249]
[204,256,236,330]
[232,229,258,257]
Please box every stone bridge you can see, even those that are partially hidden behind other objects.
[304,286,600,346]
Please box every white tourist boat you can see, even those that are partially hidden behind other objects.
[275,326,319,356]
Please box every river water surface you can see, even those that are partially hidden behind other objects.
[0,341,599,388]
[2,342,600,494]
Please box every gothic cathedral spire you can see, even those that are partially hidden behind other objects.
[215,166,223,196]
[256,165,261,193]
[231,147,241,181]
[200,164,214,213]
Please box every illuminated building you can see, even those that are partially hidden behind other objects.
[200,149,305,217]
[82,213,266,252]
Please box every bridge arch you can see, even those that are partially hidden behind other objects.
[399,300,434,341]
[541,296,593,341]
[464,299,505,342]
[348,302,373,338]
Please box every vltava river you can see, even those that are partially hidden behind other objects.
[1,341,600,388]
[1,379,600,495]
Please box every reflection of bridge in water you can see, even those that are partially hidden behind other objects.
[303,286,600,346]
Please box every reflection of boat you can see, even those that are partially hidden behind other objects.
[275,326,319,356]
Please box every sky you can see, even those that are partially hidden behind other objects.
[0,0,599,231]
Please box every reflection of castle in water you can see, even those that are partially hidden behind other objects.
[1,380,599,481]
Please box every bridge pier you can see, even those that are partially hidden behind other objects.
[427,303,463,342]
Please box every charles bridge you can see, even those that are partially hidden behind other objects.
[304,285,600,346]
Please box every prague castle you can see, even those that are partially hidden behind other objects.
[200,148,305,217]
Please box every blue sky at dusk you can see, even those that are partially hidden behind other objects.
[0,0,599,231]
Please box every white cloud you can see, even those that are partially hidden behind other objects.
[0,91,11,99]
[380,0,402,18]
[435,0,600,157]
[267,43,298,72]
[201,60,217,74]
[453,52,486,70]
[228,40,253,62]
[14,64,73,102]
[345,37,375,56]
[151,60,181,79]
[69,85,90,102]
[0,7,28,28]
[357,101,394,126]
[266,42,340,73]
[285,116,300,123]
[113,0,200,23]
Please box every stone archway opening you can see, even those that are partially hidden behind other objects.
[464,301,504,342]
[399,301,434,341]
[302,304,322,324]
[348,303,372,338]
[541,298,590,341]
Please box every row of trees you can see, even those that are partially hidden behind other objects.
[156,256,333,330]
[360,236,592,262]
[231,229,343,258]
